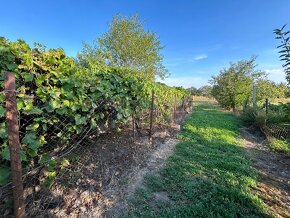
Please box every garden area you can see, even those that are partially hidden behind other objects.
[0,6,290,218]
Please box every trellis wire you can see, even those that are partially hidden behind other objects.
[0,72,193,217]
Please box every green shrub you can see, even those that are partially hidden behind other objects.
[240,107,267,128]
[240,106,288,128]
[240,107,257,126]
[267,105,289,123]
[266,138,290,154]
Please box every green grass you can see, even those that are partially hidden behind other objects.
[267,138,290,154]
[124,104,272,218]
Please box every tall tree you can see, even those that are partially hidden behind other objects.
[187,87,198,95]
[78,14,168,80]
[198,85,213,97]
[211,58,265,111]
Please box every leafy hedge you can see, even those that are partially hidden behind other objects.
[0,38,190,185]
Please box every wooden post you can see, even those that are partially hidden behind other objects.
[132,112,135,142]
[149,90,154,143]
[253,84,257,108]
[265,98,269,115]
[172,95,177,124]
[182,97,185,114]
[4,72,26,218]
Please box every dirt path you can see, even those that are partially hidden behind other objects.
[240,128,290,218]
[23,129,180,218]
[101,137,179,217]
[17,110,187,218]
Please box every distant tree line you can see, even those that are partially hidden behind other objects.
[187,85,213,97]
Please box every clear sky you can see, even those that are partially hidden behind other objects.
[1,0,289,88]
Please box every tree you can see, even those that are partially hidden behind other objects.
[187,86,212,97]
[256,80,288,102]
[211,58,265,111]
[78,14,168,80]
[198,85,212,97]
[187,87,198,95]
[274,25,290,85]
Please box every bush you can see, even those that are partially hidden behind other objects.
[266,110,288,124]
[240,105,288,128]
[266,138,290,154]
[240,107,256,126]
[240,107,266,128]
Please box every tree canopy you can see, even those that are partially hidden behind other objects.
[78,14,168,80]
[187,85,212,97]
[211,57,288,111]
[211,58,264,110]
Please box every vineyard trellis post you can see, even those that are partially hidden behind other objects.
[265,98,269,115]
[174,95,177,123]
[149,90,154,143]
[252,83,257,108]
[132,111,135,142]
[182,97,185,114]
[4,72,26,218]
[173,95,177,123]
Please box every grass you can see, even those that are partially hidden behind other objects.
[266,137,290,154]
[192,95,217,103]
[270,97,290,104]
[123,104,272,218]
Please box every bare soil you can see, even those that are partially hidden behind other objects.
[19,112,187,218]
[240,128,290,218]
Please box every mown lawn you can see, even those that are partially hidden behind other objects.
[124,104,272,218]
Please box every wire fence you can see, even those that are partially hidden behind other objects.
[262,123,290,140]
[0,72,193,217]
[261,98,290,140]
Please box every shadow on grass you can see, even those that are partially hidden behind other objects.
[124,105,273,218]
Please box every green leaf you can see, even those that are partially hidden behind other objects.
[0,94,4,102]
[24,107,43,115]
[0,123,7,139]
[20,150,27,162]
[36,74,46,86]
[75,114,86,125]
[48,159,57,171]
[22,73,34,82]
[55,108,68,115]
[0,166,10,185]
[26,123,40,131]
[0,105,5,117]
[27,149,37,157]
[43,170,57,188]
[5,62,17,71]
[50,100,60,109]
[17,100,24,110]
[60,158,70,169]
[22,133,42,153]
[2,146,10,160]
[39,153,49,165]
[90,118,97,128]
[47,171,56,178]
[40,135,47,144]
[63,100,70,107]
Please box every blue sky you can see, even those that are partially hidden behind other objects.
[1,0,289,88]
